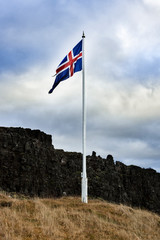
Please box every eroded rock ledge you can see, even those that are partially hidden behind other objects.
[0,127,160,214]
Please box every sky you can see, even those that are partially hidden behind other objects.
[1,0,160,172]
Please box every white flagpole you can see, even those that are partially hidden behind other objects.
[81,32,88,203]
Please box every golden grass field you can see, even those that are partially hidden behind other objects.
[0,192,160,240]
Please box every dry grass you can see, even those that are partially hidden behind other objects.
[0,192,160,240]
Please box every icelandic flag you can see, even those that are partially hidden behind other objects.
[48,40,82,93]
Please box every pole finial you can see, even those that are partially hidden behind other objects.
[82,31,85,38]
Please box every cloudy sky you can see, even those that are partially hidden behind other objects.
[1,0,160,172]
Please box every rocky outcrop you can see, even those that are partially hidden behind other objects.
[0,127,160,214]
[0,127,61,197]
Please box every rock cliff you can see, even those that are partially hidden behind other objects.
[0,127,160,214]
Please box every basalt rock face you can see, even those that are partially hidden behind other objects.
[0,127,62,197]
[0,127,160,214]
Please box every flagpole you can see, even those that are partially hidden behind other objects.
[81,32,88,203]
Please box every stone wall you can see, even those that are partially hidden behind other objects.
[0,127,160,214]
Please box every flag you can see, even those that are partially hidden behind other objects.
[48,40,82,93]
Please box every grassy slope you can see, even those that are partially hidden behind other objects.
[0,192,160,240]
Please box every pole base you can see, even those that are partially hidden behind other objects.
[81,176,88,203]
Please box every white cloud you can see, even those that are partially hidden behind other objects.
[143,0,160,8]
[88,80,160,122]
